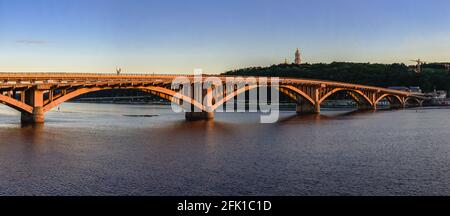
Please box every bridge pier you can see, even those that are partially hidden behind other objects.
[21,107,45,124]
[296,102,320,114]
[357,104,376,111]
[185,112,214,121]
[21,89,45,124]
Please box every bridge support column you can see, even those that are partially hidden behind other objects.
[296,102,320,114]
[21,89,45,124]
[357,104,376,111]
[21,107,45,124]
[185,111,214,121]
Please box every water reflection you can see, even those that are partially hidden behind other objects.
[278,109,378,123]
[0,103,449,195]
[18,123,45,145]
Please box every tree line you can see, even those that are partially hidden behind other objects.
[222,62,450,93]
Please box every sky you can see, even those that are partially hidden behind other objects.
[1,0,450,74]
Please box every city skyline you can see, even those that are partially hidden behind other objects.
[1,0,450,74]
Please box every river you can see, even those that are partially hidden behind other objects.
[0,103,449,195]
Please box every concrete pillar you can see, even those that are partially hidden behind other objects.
[184,84,215,121]
[358,103,376,111]
[296,87,321,114]
[185,111,214,121]
[296,101,320,114]
[21,89,45,124]
[21,107,45,124]
[314,102,321,113]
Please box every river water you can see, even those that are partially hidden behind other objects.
[0,103,449,195]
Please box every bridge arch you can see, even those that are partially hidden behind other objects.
[43,86,206,113]
[405,96,423,106]
[279,85,316,105]
[374,94,404,106]
[210,84,259,111]
[318,88,373,106]
[0,94,33,114]
[42,85,323,114]
[210,84,318,112]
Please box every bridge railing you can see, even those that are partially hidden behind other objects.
[0,72,410,96]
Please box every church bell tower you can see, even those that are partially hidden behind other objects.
[294,48,301,65]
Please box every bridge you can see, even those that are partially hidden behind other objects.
[0,73,424,124]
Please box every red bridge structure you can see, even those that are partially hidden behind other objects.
[0,73,424,124]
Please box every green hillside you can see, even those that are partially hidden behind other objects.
[223,62,450,93]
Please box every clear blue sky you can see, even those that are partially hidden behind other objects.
[1,0,450,74]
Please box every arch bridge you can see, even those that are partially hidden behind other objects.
[0,73,422,123]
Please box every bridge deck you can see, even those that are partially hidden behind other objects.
[0,73,411,96]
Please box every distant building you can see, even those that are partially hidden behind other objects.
[409,86,422,93]
[294,48,301,65]
[425,90,447,100]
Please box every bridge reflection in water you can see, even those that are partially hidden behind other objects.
[0,73,424,124]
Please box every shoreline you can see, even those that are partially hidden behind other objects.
[67,100,450,109]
